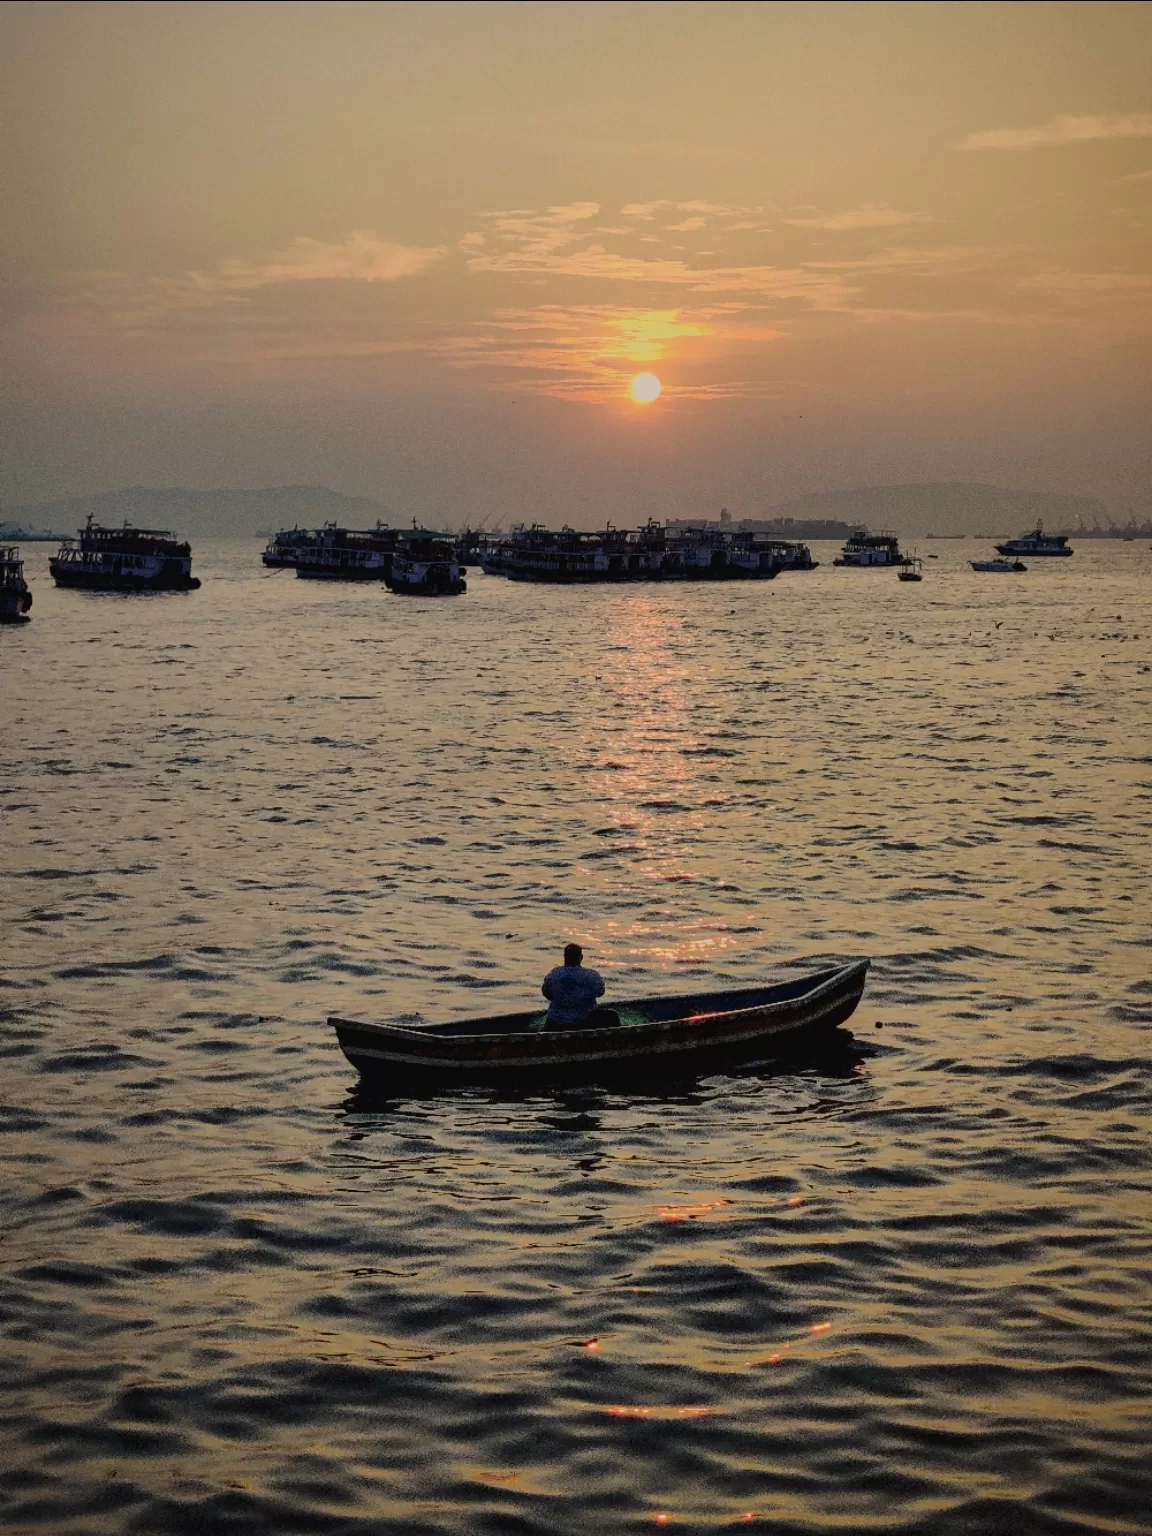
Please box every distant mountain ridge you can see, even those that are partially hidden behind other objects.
[7,485,391,538]
[8,480,1114,539]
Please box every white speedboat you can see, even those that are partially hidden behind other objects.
[971,557,1027,573]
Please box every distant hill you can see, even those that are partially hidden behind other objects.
[9,480,1116,540]
[757,483,1111,537]
[7,485,392,538]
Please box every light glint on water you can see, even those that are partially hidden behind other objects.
[2,536,1151,1534]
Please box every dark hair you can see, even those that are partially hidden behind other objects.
[563,943,583,966]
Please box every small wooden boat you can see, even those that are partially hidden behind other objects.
[898,557,923,582]
[329,958,869,1085]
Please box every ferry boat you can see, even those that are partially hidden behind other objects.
[996,522,1073,557]
[833,529,910,567]
[971,557,1027,573]
[49,518,200,590]
[294,522,400,580]
[385,535,466,595]
[261,527,315,568]
[482,521,800,582]
[0,545,33,621]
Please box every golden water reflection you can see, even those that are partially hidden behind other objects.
[593,595,742,970]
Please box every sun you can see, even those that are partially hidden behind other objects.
[629,372,662,404]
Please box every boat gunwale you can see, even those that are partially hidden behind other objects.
[329,959,868,1052]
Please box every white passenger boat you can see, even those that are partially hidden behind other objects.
[996,522,1073,557]
[49,518,200,591]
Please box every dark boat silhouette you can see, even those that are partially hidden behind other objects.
[330,959,869,1085]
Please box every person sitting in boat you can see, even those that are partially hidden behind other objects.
[542,944,620,1030]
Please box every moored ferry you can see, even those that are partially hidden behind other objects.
[996,522,1073,557]
[833,529,910,567]
[261,527,315,568]
[0,545,33,622]
[294,522,399,580]
[385,534,466,595]
[479,521,807,582]
[49,518,200,591]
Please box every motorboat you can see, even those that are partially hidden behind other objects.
[996,522,1073,557]
[971,558,1027,573]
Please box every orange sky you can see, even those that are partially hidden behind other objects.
[2,1,1150,522]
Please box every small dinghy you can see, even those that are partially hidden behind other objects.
[329,958,869,1085]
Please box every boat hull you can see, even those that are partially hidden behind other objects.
[330,959,869,1085]
[0,591,32,621]
[388,579,467,595]
[49,566,200,590]
[995,544,1072,557]
[295,563,391,580]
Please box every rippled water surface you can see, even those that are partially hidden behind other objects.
[3,538,1151,1534]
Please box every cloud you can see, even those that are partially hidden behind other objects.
[782,204,934,231]
[36,231,451,337]
[467,240,856,305]
[190,232,448,292]
[620,200,746,221]
[1020,268,1152,294]
[431,302,785,401]
[961,113,1152,151]
[465,203,857,306]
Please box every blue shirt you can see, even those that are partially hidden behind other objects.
[542,964,605,1025]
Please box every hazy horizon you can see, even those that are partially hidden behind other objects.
[2,1,1150,522]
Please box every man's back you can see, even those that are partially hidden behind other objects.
[542,963,605,1026]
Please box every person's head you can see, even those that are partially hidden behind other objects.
[563,942,583,967]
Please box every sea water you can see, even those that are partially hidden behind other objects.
[2,538,1150,1533]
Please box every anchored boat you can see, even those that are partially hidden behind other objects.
[294,522,399,580]
[0,545,33,622]
[49,518,200,591]
[261,527,316,568]
[833,530,910,568]
[330,958,870,1085]
[971,557,1027,573]
[479,520,804,583]
[996,522,1073,557]
[385,535,466,595]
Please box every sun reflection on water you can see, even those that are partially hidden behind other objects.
[591,596,740,969]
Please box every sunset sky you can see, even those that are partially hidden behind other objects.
[2,0,1150,524]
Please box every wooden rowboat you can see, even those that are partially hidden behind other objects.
[329,958,869,1085]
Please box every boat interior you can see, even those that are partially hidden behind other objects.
[395,965,849,1037]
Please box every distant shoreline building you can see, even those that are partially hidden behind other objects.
[667,508,857,540]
